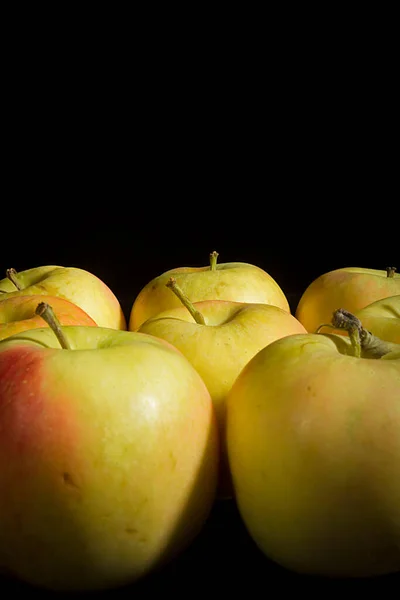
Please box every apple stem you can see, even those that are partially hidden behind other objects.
[35,302,73,350]
[359,328,400,358]
[210,250,219,271]
[314,321,359,357]
[6,268,23,290]
[386,266,397,278]
[325,308,399,358]
[166,278,206,325]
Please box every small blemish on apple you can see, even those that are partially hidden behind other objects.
[169,451,177,470]
[125,528,147,543]
[62,472,79,489]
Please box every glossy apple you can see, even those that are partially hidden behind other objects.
[295,266,400,333]
[226,309,400,578]
[137,277,307,499]
[0,266,126,330]
[0,294,97,341]
[0,304,218,592]
[129,251,290,331]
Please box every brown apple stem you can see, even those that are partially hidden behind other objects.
[359,329,400,358]
[317,308,400,358]
[386,266,397,278]
[210,250,219,271]
[6,268,23,290]
[35,302,72,350]
[166,278,206,325]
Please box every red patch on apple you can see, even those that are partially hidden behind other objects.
[0,344,80,467]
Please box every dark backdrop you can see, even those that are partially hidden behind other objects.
[1,197,395,321]
[2,28,397,319]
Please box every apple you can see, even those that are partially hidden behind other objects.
[0,294,97,341]
[353,294,400,344]
[129,251,290,331]
[316,295,400,344]
[225,307,400,578]
[137,277,307,499]
[0,266,126,330]
[0,303,218,592]
[295,266,400,333]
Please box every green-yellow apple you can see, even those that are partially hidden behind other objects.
[0,294,97,341]
[225,308,400,578]
[316,295,400,344]
[353,294,400,344]
[295,265,400,333]
[0,303,218,592]
[129,251,290,331]
[0,266,126,330]
[137,277,307,498]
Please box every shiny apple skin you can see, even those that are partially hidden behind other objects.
[226,332,400,577]
[0,327,218,591]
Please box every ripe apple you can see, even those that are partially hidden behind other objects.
[0,303,218,592]
[0,294,97,341]
[226,308,400,578]
[295,266,400,333]
[0,266,126,330]
[354,294,400,344]
[137,277,307,499]
[129,251,290,331]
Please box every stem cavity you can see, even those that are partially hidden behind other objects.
[6,268,23,290]
[35,302,72,349]
[166,278,206,325]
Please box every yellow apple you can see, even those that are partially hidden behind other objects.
[295,266,400,333]
[0,304,218,592]
[137,277,307,498]
[226,308,400,578]
[0,265,126,330]
[129,251,290,331]
[353,295,400,344]
[0,294,97,341]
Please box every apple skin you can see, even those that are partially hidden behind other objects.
[354,295,400,344]
[0,326,218,592]
[295,267,400,333]
[137,299,307,498]
[0,266,126,330]
[0,294,97,341]
[130,261,290,331]
[225,332,400,578]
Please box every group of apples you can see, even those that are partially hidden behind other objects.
[0,255,399,592]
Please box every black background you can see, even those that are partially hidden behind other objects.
[1,16,399,597]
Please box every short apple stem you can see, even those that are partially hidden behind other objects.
[166,278,206,325]
[35,302,72,350]
[210,251,219,271]
[386,266,397,278]
[6,268,23,290]
[317,308,400,358]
